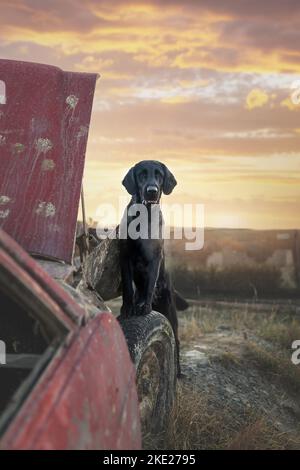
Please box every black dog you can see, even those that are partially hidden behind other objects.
[120,160,183,376]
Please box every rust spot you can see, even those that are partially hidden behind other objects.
[77,125,88,141]
[35,138,53,156]
[12,142,25,155]
[35,201,56,218]
[66,95,79,109]
[41,158,55,172]
[0,195,11,205]
[49,223,61,232]
[0,209,10,219]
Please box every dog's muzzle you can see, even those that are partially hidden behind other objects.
[143,185,159,204]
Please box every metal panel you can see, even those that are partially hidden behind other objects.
[1,313,141,450]
[0,59,98,263]
[0,227,83,326]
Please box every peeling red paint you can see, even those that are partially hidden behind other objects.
[0,59,98,263]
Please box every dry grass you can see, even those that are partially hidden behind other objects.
[244,342,300,394]
[227,417,300,450]
[179,314,203,342]
[217,351,241,367]
[179,304,222,341]
[164,384,230,450]
[258,320,300,351]
[143,383,231,450]
[168,302,300,450]
[143,383,300,450]
[180,304,300,395]
[180,303,300,349]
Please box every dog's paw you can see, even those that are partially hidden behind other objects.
[135,302,152,316]
[120,303,134,318]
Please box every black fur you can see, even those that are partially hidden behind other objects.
[120,160,184,376]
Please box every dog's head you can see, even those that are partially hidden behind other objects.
[122,160,177,204]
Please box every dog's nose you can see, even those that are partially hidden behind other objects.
[146,185,158,195]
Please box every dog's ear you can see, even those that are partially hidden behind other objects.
[122,166,136,195]
[162,164,177,195]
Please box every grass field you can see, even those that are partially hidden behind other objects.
[143,299,300,450]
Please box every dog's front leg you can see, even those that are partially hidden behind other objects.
[135,258,161,316]
[120,255,135,317]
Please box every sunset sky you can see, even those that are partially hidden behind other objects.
[1,0,300,229]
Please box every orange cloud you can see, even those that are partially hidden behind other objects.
[1,1,300,229]
[1,3,300,75]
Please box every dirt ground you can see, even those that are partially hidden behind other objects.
[107,297,300,449]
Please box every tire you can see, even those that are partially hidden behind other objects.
[118,311,177,434]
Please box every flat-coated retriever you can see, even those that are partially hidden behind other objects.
[120,160,185,376]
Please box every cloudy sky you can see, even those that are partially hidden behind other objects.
[1,0,300,228]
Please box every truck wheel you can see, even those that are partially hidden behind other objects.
[118,311,177,434]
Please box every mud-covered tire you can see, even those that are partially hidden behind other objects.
[118,311,177,433]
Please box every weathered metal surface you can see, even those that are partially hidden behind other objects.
[0,227,85,325]
[61,279,111,317]
[0,228,141,449]
[0,59,98,263]
[37,259,74,283]
[0,228,75,331]
[1,314,141,450]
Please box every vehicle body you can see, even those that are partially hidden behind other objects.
[0,228,141,449]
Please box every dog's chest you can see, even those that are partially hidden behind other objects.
[129,237,162,264]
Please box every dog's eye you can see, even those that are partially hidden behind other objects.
[138,171,147,181]
[155,170,163,181]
